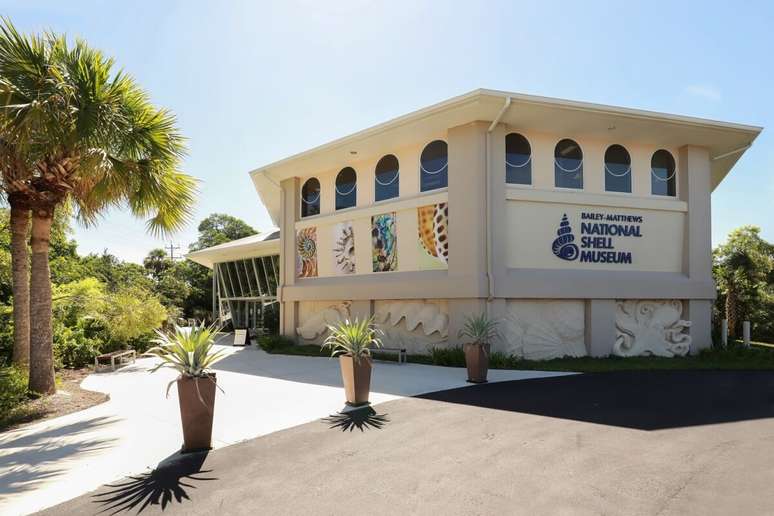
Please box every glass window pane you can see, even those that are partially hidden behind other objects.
[554,139,583,189]
[506,133,532,185]
[420,140,448,192]
[335,167,357,210]
[651,150,676,196]
[604,144,631,193]
[301,177,320,217]
[375,154,399,201]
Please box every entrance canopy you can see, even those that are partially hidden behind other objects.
[186,230,280,330]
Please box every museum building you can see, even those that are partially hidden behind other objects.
[186,89,761,359]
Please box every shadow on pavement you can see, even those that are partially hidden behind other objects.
[322,406,390,432]
[92,450,216,515]
[0,416,118,496]
[417,370,774,431]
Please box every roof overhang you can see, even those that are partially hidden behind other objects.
[250,88,762,225]
[185,230,280,269]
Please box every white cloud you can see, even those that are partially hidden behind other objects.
[684,84,722,102]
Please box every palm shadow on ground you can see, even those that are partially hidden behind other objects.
[322,406,390,432]
[0,416,117,497]
[92,450,216,515]
[418,370,774,431]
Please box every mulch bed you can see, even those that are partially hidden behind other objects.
[1,368,109,432]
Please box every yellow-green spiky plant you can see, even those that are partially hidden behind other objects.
[147,321,226,401]
[322,317,383,364]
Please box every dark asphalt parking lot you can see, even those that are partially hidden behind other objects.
[40,370,774,516]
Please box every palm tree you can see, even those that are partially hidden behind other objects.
[0,20,197,394]
[714,226,774,339]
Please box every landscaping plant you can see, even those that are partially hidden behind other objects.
[458,313,499,383]
[323,318,383,406]
[148,322,225,451]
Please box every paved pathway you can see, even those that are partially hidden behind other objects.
[40,371,774,516]
[0,337,569,515]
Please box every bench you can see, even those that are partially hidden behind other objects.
[95,349,136,372]
[371,346,407,365]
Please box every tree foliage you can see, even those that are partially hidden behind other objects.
[189,213,257,251]
[713,226,774,340]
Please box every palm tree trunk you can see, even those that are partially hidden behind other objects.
[9,199,30,367]
[28,207,55,394]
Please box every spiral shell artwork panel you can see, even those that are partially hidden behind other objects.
[372,212,397,272]
[417,203,448,270]
[295,227,318,278]
[332,221,355,275]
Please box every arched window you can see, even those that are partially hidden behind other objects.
[420,140,448,192]
[506,133,532,185]
[554,139,583,189]
[651,150,676,196]
[335,167,357,210]
[300,177,320,218]
[604,144,631,193]
[374,154,399,201]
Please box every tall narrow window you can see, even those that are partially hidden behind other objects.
[651,150,676,196]
[506,133,532,185]
[300,177,320,218]
[604,144,631,193]
[554,139,583,189]
[420,140,448,192]
[335,167,357,210]
[374,154,399,201]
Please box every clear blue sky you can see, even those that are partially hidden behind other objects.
[5,0,773,262]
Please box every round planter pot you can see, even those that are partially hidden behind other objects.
[339,355,372,405]
[464,342,490,383]
[177,374,217,452]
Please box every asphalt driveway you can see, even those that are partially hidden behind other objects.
[39,370,774,516]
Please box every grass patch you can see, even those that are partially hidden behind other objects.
[258,338,774,373]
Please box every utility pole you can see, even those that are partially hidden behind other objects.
[166,243,181,260]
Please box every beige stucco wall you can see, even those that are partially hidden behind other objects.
[277,117,716,356]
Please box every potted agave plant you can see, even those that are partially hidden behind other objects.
[459,313,499,383]
[323,318,383,406]
[148,322,226,452]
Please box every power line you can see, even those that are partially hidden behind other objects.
[165,243,182,260]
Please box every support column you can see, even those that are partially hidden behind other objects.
[279,177,299,340]
[585,299,616,357]
[446,122,488,345]
[678,146,714,353]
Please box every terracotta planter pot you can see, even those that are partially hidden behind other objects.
[177,374,217,452]
[464,342,490,383]
[339,355,372,405]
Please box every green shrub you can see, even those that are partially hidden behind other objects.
[489,351,511,369]
[258,334,296,352]
[0,364,29,416]
[53,324,100,368]
[0,309,13,364]
[429,346,465,367]
[103,286,168,345]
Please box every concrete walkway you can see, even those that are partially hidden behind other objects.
[0,337,570,515]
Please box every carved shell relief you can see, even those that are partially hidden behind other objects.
[614,300,691,357]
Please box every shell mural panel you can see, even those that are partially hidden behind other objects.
[417,203,449,270]
[296,227,318,278]
[372,212,397,272]
[332,222,355,275]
